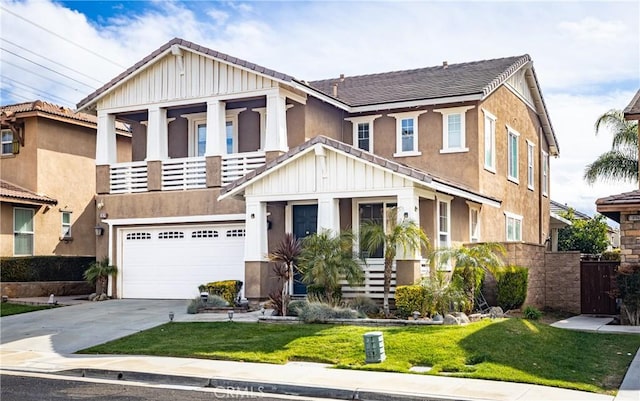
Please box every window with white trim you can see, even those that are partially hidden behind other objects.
[358,201,397,258]
[183,109,245,156]
[1,129,14,155]
[434,106,474,153]
[527,140,535,190]
[507,126,520,182]
[505,212,522,242]
[436,195,452,270]
[483,109,496,171]
[14,207,34,256]
[542,150,549,197]
[345,115,381,152]
[61,211,72,239]
[469,206,480,243]
[389,110,427,156]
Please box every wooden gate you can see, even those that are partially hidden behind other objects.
[580,261,619,315]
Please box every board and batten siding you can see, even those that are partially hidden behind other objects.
[98,51,278,110]
[245,148,417,197]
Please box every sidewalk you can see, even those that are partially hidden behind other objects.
[1,298,638,401]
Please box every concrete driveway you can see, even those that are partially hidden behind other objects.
[1,299,188,354]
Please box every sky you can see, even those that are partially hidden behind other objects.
[1,0,639,221]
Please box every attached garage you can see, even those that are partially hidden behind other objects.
[118,224,245,299]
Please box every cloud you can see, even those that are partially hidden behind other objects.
[558,17,627,42]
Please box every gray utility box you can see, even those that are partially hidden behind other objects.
[363,331,386,363]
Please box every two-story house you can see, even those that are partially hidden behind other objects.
[0,100,130,258]
[76,38,559,302]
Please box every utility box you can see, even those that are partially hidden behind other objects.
[363,331,386,363]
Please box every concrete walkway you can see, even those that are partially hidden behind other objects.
[1,298,638,401]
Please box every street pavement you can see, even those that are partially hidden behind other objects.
[1,297,639,401]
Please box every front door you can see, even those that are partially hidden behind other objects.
[292,204,318,295]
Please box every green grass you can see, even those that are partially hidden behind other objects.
[78,319,640,394]
[0,302,52,316]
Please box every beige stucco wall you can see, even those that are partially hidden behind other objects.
[303,97,346,144]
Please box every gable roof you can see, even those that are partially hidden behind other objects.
[550,200,592,220]
[623,89,640,120]
[596,189,640,223]
[0,179,57,206]
[219,135,501,207]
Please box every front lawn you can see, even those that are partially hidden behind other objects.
[79,319,640,394]
[0,302,52,316]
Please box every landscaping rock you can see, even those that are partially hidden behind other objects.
[443,314,460,325]
[97,293,108,301]
[489,306,504,318]
[468,313,482,322]
[88,293,97,301]
[453,312,470,324]
[432,314,443,322]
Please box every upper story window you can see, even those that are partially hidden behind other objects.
[542,150,549,197]
[14,207,34,256]
[505,212,522,242]
[61,211,72,239]
[388,110,427,157]
[183,108,246,156]
[507,126,520,183]
[1,129,15,155]
[527,140,535,190]
[482,109,496,172]
[434,106,474,153]
[345,115,381,152]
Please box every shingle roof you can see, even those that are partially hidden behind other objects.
[0,179,57,205]
[77,38,295,110]
[596,190,640,207]
[307,55,531,107]
[550,200,592,220]
[623,89,640,120]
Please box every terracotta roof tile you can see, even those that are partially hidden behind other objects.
[596,190,640,206]
[623,90,640,119]
[0,179,57,205]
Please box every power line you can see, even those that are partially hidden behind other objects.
[1,48,96,89]
[0,5,127,70]
[0,89,36,103]
[0,38,105,85]
[2,76,76,106]
[2,59,88,93]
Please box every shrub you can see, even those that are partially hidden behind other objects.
[186,294,229,314]
[523,305,542,320]
[496,266,529,311]
[297,302,359,323]
[287,300,308,317]
[204,280,243,305]
[395,285,428,318]
[348,296,380,317]
[0,256,94,282]
[601,249,621,261]
[616,265,640,325]
[307,284,343,306]
[422,273,467,316]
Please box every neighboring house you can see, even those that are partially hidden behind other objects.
[0,100,131,258]
[550,200,620,250]
[597,89,640,272]
[76,38,560,302]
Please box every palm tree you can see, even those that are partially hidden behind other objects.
[268,233,302,316]
[430,243,506,313]
[297,229,364,305]
[84,257,118,296]
[360,211,429,317]
[584,109,638,185]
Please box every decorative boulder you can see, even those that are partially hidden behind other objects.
[489,306,504,318]
[88,293,98,301]
[443,314,461,325]
[453,312,470,324]
[432,313,444,322]
[468,313,482,322]
[97,293,109,301]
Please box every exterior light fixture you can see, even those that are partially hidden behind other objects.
[94,225,104,236]
[260,306,265,316]
[169,311,175,322]
[412,311,421,320]
[228,310,234,321]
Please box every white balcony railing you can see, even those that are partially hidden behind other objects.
[110,161,148,194]
[162,157,206,191]
[341,260,397,300]
[221,151,266,185]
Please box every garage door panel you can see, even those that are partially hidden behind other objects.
[121,224,245,299]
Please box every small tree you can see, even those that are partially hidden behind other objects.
[84,257,117,296]
[431,243,505,313]
[557,209,610,254]
[297,229,364,306]
[360,210,429,317]
[268,233,302,316]
[616,264,640,326]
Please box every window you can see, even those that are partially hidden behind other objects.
[436,195,452,270]
[61,211,72,239]
[389,110,427,156]
[469,205,480,243]
[196,123,206,157]
[225,121,234,154]
[435,106,474,153]
[483,109,496,171]
[542,150,549,197]
[505,212,522,242]
[358,202,396,258]
[507,126,520,182]
[182,108,245,156]
[345,115,381,152]
[1,129,14,155]
[14,208,34,256]
[527,140,535,190]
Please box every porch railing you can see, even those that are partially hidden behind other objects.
[342,260,397,300]
[162,157,206,191]
[110,161,148,194]
[222,151,266,185]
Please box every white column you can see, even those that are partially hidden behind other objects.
[318,196,339,233]
[205,99,226,156]
[96,111,117,165]
[264,90,288,153]
[146,106,168,161]
[397,188,421,259]
[244,199,268,261]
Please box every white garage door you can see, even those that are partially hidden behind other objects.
[120,224,245,299]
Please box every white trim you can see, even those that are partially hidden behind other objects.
[468,205,480,243]
[351,94,483,113]
[436,195,452,270]
[225,108,246,154]
[506,125,520,184]
[13,206,35,256]
[434,106,474,153]
[526,139,535,191]
[482,108,497,172]
[60,210,72,239]
[388,110,427,156]
[542,150,549,197]
[432,182,500,208]
[504,211,523,242]
[345,114,382,152]
[393,150,422,157]
[1,129,14,155]
[352,198,397,259]
[103,214,245,226]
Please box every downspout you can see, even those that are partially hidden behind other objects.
[538,126,544,246]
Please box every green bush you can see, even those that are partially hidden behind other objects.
[395,285,428,318]
[348,296,380,317]
[204,280,243,306]
[186,295,230,314]
[616,266,640,325]
[0,256,94,282]
[523,305,542,320]
[496,266,529,311]
[287,300,308,317]
[297,302,359,323]
[601,249,621,261]
[307,284,343,305]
